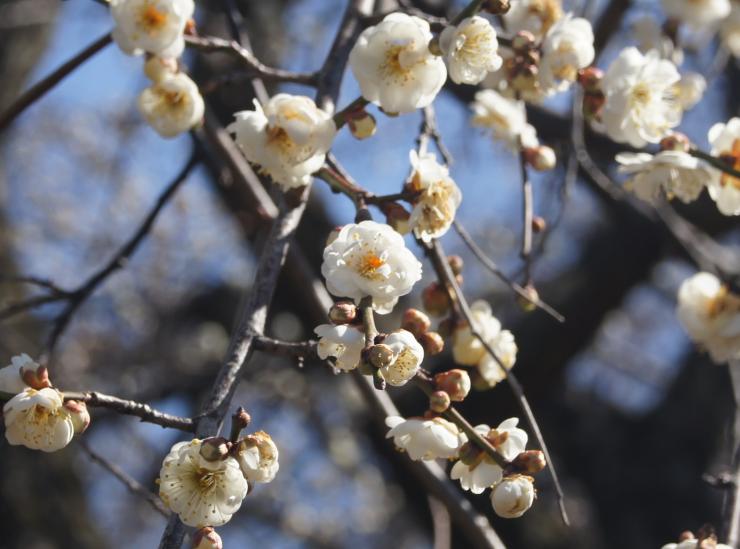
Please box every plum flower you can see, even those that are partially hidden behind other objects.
[3,388,75,452]
[228,94,336,190]
[158,439,248,527]
[503,0,563,38]
[385,415,465,460]
[321,221,422,314]
[407,150,462,242]
[706,117,740,215]
[138,72,204,137]
[616,151,708,205]
[439,16,503,85]
[538,14,595,94]
[349,13,447,114]
[379,329,424,386]
[315,324,365,371]
[677,272,740,363]
[450,418,528,494]
[111,0,194,58]
[600,47,681,147]
[471,89,539,150]
[235,431,279,484]
[490,475,535,518]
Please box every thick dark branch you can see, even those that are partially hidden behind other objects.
[63,391,195,431]
[690,148,740,181]
[0,32,112,131]
[185,34,318,86]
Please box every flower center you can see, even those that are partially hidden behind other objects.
[706,286,740,318]
[357,253,386,278]
[194,468,223,494]
[719,138,740,190]
[630,83,652,106]
[138,4,168,33]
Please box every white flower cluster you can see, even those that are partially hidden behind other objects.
[111,0,204,137]
[452,300,518,387]
[677,272,740,364]
[158,430,279,528]
[1,354,89,452]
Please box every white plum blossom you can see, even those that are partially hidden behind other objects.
[706,117,740,215]
[314,324,365,371]
[236,431,279,484]
[721,3,740,57]
[229,94,336,191]
[676,72,706,111]
[138,72,204,137]
[600,47,682,147]
[503,0,563,38]
[407,150,462,242]
[439,16,503,85]
[662,0,730,30]
[471,89,539,150]
[677,272,740,363]
[158,439,248,527]
[539,14,595,94]
[111,0,194,58]
[0,353,36,393]
[349,13,447,114]
[490,475,535,518]
[615,151,709,204]
[450,418,528,494]
[385,415,465,460]
[3,388,75,452]
[379,329,424,386]
[452,300,517,386]
[321,221,423,314]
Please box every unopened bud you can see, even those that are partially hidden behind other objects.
[447,255,464,276]
[21,365,50,389]
[184,18,197,35]
[347,111,377,140]
[422,282,450,317]
[193,527,223,549]
[577,66,603,92]
[531,216,546,233]
[678,531,695,542]
[659,132,691,152]
[419,331,445,356]
[524,146,556,171]
[434,369,471,402]
[368,344,395,369]
[64,400,90,434]
[485,0,511,14]
[512,31,536,51]
[329,301,357,324]
[381,202,411,235]
[199,437,230,461]
[402,308,431,337]
[144,56,178,83]
[508,450,546,475]
[429,390,451,413]
[516,285,539,312]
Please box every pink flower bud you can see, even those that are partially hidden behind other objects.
[64,400,91,434]
[434,369,471,402]
[193,527,223,549]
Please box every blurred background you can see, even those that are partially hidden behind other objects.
[0,0,739,547]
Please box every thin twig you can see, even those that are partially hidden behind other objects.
[518,149,534,285]
[0,275,71,296]
[420,105,454,165]
[79,440,170,517]
[0,32,113,131]
[690,148,740,181]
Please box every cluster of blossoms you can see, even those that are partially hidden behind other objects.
[676,272,740,364]
[111,0,204,137]
[0,354,89,452]
[158,416,279,529]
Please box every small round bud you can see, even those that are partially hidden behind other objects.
[193,527,223,549]
[21,364,50,390]
[329,301,357,324]
[485,0,511,14]
[368,344,395,369]
[531,216,546,233]
[144,56,178,83]
[428,37,442,56]
[434,369,471,402]
[516,284,539,312]
[490,475,535,518]
[419,331,445,356]
[199,437,230,461]
[447,255,464,276]
[402,308,431,337]
[429,390,451,413]
[348,111,377,140]
[381,202,411,235]
[508,450,546,475]
[524,146,556,171]
[422,282,450,317]
[659,132,691,152]
[577,66,603,92]
[64,400,90,434]
[234,407,251,430]
[512,31,536,51]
